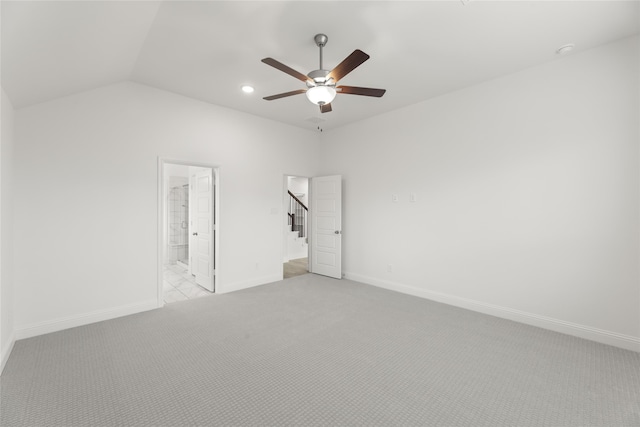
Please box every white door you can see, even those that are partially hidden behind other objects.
[310,175,342,279]
[193,169,214,292]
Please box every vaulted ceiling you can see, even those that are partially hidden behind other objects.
[2,1,639,131]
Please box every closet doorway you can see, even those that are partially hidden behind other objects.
[159,160,218,305]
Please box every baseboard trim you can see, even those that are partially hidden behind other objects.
[1,333,16,376]
[345,272,640,352]
[218,274,283,294]
[15,300,159,341]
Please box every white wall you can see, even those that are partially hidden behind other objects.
[13,82,320,337]
[1,88,16,371]
[319,36,640,350]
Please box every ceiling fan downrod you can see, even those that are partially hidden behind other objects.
[307,34,332,89]
[314,33,328,70]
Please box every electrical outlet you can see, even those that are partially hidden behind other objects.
[392,194,399,203]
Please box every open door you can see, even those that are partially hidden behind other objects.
[193,168,215,292]
[310,175,342,279]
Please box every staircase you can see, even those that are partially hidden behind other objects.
[286,191,308,261]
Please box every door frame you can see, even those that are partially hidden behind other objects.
[157,158,220,307]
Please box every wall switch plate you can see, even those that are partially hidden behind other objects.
[392,194,399,202]
[409,193,417,203]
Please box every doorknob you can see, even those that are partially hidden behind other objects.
[192,232,198,236]
[334,230,341,234]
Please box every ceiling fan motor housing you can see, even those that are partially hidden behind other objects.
[306,69,334,87]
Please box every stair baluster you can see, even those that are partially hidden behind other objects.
[287,190,308,239]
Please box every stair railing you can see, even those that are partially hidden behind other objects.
[288,190,308,239]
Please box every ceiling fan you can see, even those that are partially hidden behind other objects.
[261,34,386,113]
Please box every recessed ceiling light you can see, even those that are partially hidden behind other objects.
[241,85,254,93]
[556,44,575,55]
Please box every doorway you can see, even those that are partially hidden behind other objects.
[283,175,309,279]
[159,160,218,305]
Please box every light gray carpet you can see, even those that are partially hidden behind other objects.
[283,257,308,279]
[2,275,639,426]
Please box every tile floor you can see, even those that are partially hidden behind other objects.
[163,263,212,304]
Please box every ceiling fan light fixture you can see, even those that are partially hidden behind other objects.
[306,85,336,105]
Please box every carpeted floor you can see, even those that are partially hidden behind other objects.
[1,274,639,426]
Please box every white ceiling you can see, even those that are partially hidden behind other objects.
[2,1,639,131]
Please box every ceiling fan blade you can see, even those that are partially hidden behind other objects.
[263,89,307,101]
[326,49,370,82]
[320,103,332,113]
[261,58,311,83]
[337,86,386,97]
